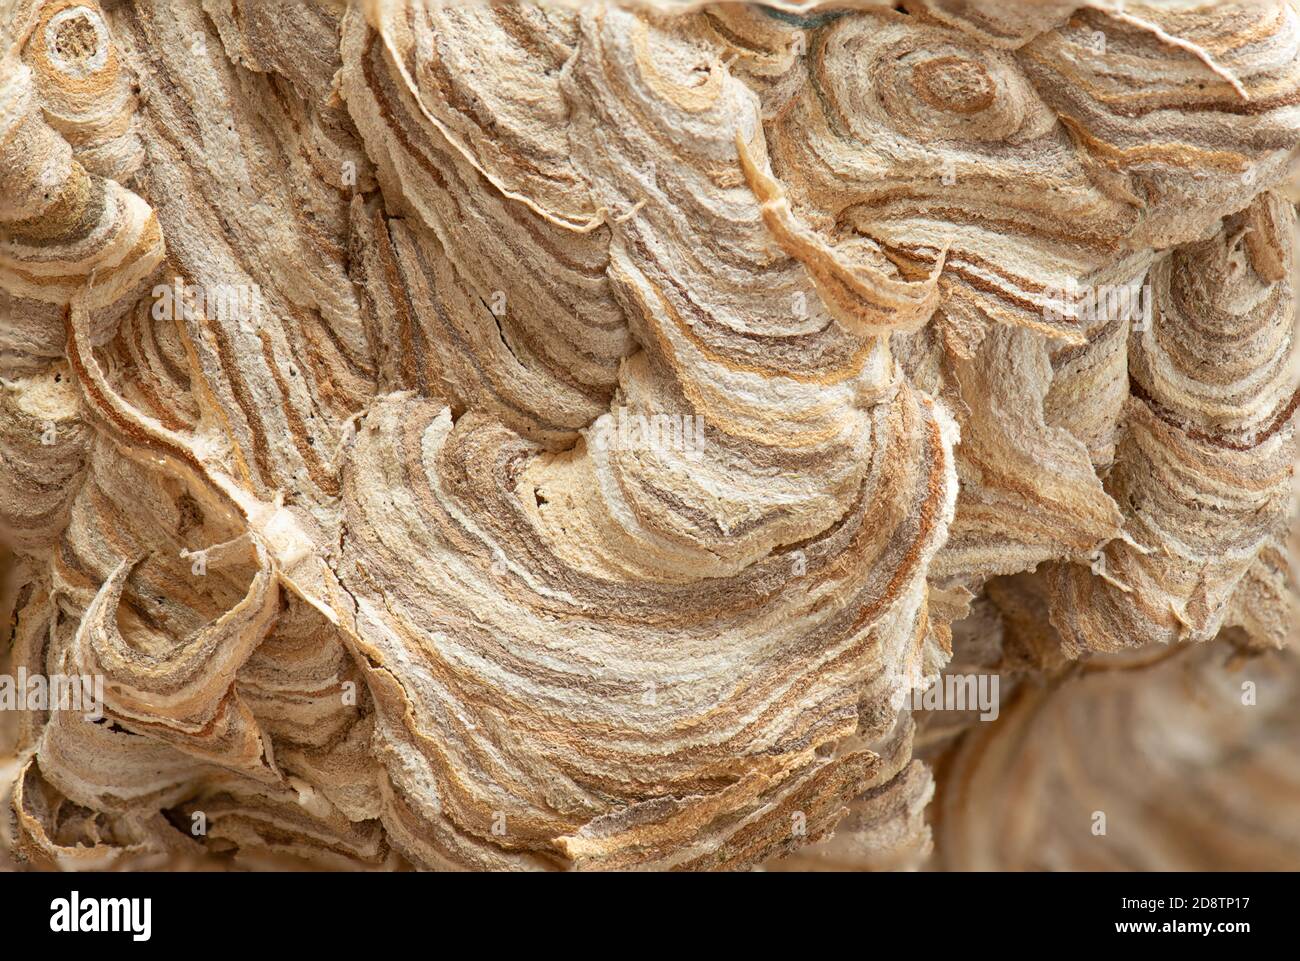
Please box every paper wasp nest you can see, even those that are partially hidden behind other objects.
[0,0,1296,871]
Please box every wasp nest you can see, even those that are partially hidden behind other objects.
[0,0,1297,872]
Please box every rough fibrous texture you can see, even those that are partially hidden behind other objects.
[0,0,1297,871]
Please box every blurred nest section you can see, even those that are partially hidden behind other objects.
[0,0,1298,872]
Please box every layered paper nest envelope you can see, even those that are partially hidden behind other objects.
[0,0,1297,871]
